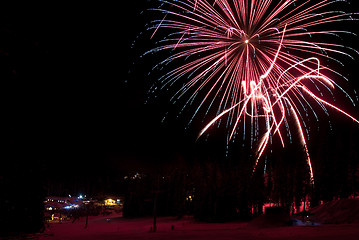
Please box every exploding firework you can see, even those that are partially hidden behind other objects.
[145,0,359,182]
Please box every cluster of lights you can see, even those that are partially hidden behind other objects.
[124,172,143,180]
[104,199,116,206]
[46,198,67,204]
[64,205,80,210]
[104,198,122,206]
[45,194,86,211]
[78,194,86,199]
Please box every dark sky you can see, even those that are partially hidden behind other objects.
[2,1,189,184]
[2,1,359,194]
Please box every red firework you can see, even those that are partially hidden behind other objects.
[147,0,359,183]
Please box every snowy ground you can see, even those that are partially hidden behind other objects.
[37,212,359,240]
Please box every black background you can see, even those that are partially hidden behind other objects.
[2,0,359,196]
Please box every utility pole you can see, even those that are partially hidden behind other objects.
[84,204,89,229]
[152,175,160,232]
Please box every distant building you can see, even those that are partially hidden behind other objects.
[44,196,83,210]
[44,196,84,221]
[103,196,124,207]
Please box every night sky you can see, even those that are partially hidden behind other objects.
[2,1,191,195]
[2,1,359,196]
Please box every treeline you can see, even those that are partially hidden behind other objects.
[122,130,359,222]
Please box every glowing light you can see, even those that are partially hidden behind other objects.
[105,199,116,206]
[148,0,359,183]
[64,204,79,210]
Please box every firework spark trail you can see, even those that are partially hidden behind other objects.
[147,0,359,182]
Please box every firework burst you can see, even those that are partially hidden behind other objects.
[145,0,359,182]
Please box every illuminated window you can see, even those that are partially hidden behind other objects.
[104,199,116,206]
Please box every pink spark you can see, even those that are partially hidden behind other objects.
[149,0,359,183]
